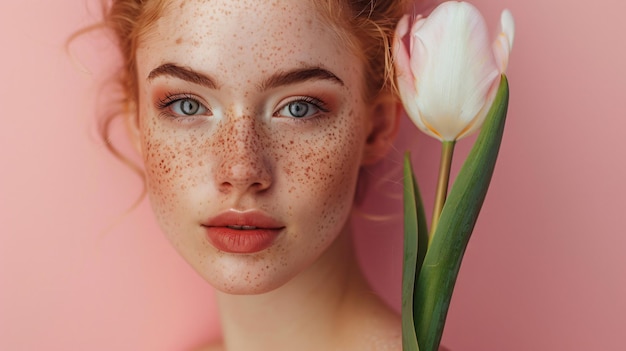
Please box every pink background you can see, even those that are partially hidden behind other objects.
[1,0,625,350]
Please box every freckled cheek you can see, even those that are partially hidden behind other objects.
[281,110,366,218]
[140,125,212,216]
[313,114,363,188]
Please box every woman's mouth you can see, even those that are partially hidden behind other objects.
[226,225,258,230]
[202,210,284,254]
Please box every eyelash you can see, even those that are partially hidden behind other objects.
[156,92,208,116]
[274,96,329,119]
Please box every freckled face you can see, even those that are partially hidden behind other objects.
[135,0,372,294]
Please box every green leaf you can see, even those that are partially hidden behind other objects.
[412,160,429,281]
[413,75,510,351]
[403,153,429,351]
[402,153,421,351]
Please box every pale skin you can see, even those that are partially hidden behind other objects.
[130,0,402,350]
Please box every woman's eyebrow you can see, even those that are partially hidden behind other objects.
[147,63,344,90]
[147,63,218,89]
[260,67,344,90]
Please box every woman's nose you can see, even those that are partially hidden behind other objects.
[214,116,272,195]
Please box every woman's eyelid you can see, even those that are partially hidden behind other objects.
[157,92,205,108]
[156,92,213,117]
[273,96,330,120]
[274,96,329,115]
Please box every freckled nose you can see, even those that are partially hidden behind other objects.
[215,116,272,195]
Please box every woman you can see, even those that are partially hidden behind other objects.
[101,0,412,349]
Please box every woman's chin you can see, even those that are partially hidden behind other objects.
[208,275,291,296]
[193,258,300,296]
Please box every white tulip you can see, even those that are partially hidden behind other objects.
[394,1,515,141]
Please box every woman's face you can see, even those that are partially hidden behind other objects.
[135,0,374,294]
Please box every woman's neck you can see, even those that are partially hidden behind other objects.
[214,224,397,351]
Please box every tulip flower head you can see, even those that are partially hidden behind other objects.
[394,1,514,141]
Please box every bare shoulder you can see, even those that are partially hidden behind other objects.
[361,313,402,351]
[347,324,401,351]
[347,301,402,351]
[359,330,402,351]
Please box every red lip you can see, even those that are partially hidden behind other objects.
[202,210,284,254]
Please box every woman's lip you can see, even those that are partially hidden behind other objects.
[204,227,282,254]
[202,210,284,229]
[202,210,284,253]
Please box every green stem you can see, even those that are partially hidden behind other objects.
[429,140,456,243]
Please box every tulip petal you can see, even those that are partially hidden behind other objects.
[412,1,500,141]
[456,74,500,139]
[409,15,427,77]
[394,15,431,138]
[394,14,412,84]
[501,9,515,50]
[493,9,515,72]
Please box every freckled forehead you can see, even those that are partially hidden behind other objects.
[137,0,360,85]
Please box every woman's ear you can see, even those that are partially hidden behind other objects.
[362,95,402,165]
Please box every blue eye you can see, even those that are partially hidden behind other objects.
[276,98,327,119]
[170,98,208,116]
[156,94,211,119]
